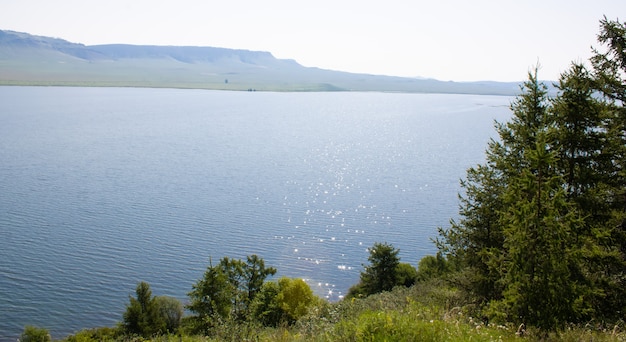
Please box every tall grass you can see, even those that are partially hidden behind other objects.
[61,280,625,341]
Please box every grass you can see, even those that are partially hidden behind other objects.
[59,280,626,341]
[0,58,349,92]
[0,57,521,95]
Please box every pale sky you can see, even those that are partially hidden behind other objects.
[1,0,624,82]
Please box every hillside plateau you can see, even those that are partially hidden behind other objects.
[0,30,520,94]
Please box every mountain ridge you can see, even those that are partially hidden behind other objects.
[0,29,521,94]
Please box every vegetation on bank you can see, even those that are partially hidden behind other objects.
[24,275,626,342]
[19,16,626,341]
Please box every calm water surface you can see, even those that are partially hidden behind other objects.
[0,87,512,340]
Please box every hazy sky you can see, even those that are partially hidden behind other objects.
[1,0,624,82]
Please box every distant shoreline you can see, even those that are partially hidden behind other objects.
[0,81,521,96]
[1,29,523,96]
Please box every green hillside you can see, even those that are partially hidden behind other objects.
[0,29,520,94]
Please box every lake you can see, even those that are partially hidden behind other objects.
[0,86,512,340]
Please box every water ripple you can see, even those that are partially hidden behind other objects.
[0,87,512,341]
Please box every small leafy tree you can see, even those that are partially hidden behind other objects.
[276,277,317,324]
[154,296,183,333]
[251,277,318,326]
[245,254,275,302]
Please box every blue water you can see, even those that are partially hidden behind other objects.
[0,86,512,340]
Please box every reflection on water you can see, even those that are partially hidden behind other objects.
[0,87,512,340]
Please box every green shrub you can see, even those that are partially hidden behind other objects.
[276,277,317,323]
[61,327,120,342]
[250,277,319,327]
[415,253,452,282]
[20,326,51,342]
[251,281,282,326]
[396,262,418,287]
[154,295,184,333]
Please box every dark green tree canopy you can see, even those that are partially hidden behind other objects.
[437,17,626,330]
[363,242,400,293]
[347,242,417,298]
[187,255,277,334]
[122,282,183,337]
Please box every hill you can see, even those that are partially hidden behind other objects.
[0,29,520,94]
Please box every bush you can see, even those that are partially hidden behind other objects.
[415,253,451,282]
[61,327,120,342]
[251,281,282,326]
[250,277,319,327]
[154,295,184,333]
[276,277,317,323]
[20,326,51,342]
[396,262,418,287]
[122,282,184,337]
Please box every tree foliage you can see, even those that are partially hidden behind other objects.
[154,296,184,333]
[437,17,626,330]
[396,262,419,287]
[415,253,451,282]
[20,326,51,342]
[347,242,417,298]
[250,277,318,326]
[276,277,317,323]
[186,255,277,333]
[250,281,282,327]
[122,282,183,337]
[122,281,161,336]
[492,133,585,328]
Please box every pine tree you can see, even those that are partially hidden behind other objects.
[361,242,400,294]
[491,133,585,329]
[187,255,276,333]
[187,259,236,332]
[438,68,549,304]
[439,67,600,329]
[437,17,626,329]
[589,17,626,319]
[437,163,505,302]
[551,63,605,202]
[122,282,165,337]
[347,242,401,298]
